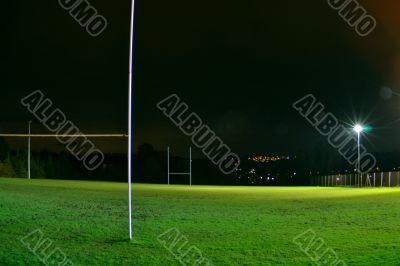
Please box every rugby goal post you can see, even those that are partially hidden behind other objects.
[167,147,192,186]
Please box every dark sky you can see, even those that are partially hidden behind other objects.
[5,0,400,156]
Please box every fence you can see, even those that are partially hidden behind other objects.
[313,172,400,187]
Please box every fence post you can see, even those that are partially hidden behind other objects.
[373,173,376,188]
[354,173,356,187]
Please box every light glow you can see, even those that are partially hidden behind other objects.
[353,124,363,133]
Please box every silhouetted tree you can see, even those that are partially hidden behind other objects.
[136,143,163,183]
[0,137,10,161]
[0,155,16,177]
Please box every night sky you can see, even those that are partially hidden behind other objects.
[5,0,400,157]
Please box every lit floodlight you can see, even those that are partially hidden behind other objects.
[353,124,364,182]
[353,124,363,133]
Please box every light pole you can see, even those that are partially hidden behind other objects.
[128,0,136,240]
[354,124,363,186]
[28,121,32,180]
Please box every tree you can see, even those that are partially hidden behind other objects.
[0,155,16,177]
[0,137,10,161]
[136,143,163,183]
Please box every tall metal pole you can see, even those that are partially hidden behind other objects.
[28,121,31,180]
[357,131,361,188]
[189,147,192,186]
[128,0,135,241]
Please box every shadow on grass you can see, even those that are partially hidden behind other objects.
[100,238,145,245]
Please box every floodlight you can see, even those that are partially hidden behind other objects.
[353,124,363,133]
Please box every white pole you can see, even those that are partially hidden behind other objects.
[357,131,361,187]
[167,147,170,185]
[128,0,135,241]
[189,147,192,186]
[28,121,31,180]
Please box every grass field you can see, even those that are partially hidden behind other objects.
[0,178,400,265]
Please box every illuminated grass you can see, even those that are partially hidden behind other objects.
[0,178,399,265]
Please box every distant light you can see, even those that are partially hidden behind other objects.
[354,124,363,133]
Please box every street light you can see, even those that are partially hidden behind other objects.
[353,124,363,186]
[354,125,363,134]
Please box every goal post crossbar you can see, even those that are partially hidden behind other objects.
[0,134,128,138]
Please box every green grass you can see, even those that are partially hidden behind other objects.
[0,178,400,265]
